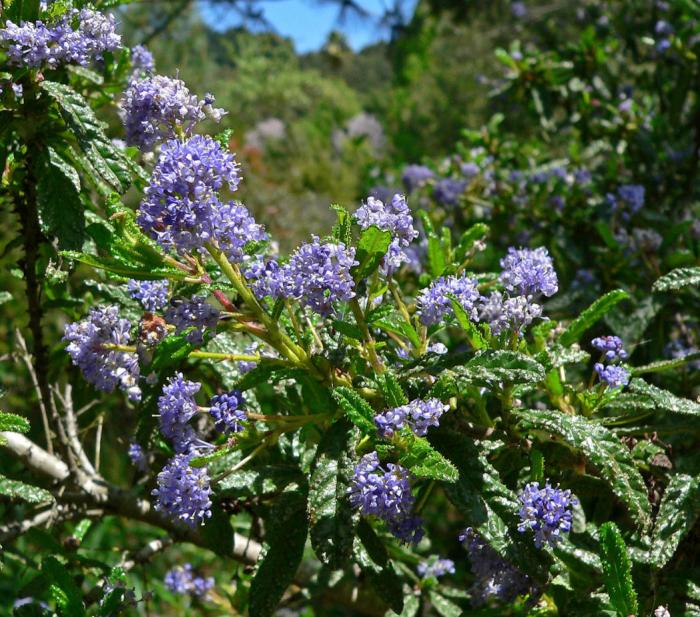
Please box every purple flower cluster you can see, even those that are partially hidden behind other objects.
[607,184,645,217]
[592,335,628,362]
[263,237,357,314]
[153,454,212,527]
[355,194,418,273]
[63,306,141,401]
[127,279,169,312]
[158,373,200,453]
[477,292,543,336]
[164,564,214,598]
[499,247,559,298]
[130,44,154,75]
[0,9,121,69]
[138,135,266,259]
[375,398,448,438]
[417,274,480,326]
[348,452,423,544]
[122,75,225,150]
[244,257,284,299]
[433,178,467,206]
[417,557,455,579]
[402,164,434,192]
[460,528,530,606]
[128,442,148,471]
[165,296,220,345]
[517,481,576,548]
[209,390,247,434]
[594,363,630,388]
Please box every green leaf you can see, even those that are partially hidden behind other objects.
[652,267,700,292]
[34,149,85,250]
[43,556,86,617]
[149,334,196,372]
[513,409,651,528]
[40,81,135,193]
[560,289,630,346]
[399,433,458,482]
[0,473,53,504]
[352,226,392,280]
[428,591,463,617]
[249,489,308,617]
[651,474,700,569]
[308,419,358,568]
[217,464,304,498]
[375,312,421,349]
[628,378,700,416]
[454,223,489,262]
[377,372,409,407]
[61,250,188,281]
[427,233,447,277]
[332,318,364,341]
[200,506,234,557]
[449,296,488,349]
[354,530,404,614]
[331,204,352,246]
[0,411,30,433]
[530,449,545,484]
[332,387,376,435]
[631,353,700,376]
[599,522,638,617]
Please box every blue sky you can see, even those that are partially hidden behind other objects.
[199,0,416,53]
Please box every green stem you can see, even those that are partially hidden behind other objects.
[350,298,384,373]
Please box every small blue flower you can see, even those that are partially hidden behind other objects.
[209,391,246,434]
[517,481,576,548]
[417,557,455,579]
[594,363,630,388]
[417,274,480,326]
[500,246,558,298]
[127,279,169,312]
[591,335,628,362]
[153,454,212,526]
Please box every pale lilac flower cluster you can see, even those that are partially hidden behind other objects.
[153,453,212,526]
[244,258,284,299]
[127,442,148,471]
[63,305,141,401]
[165,296,220,345]
[122,75,225,150]
[499,247,559,298]
[0,9,121,69]
[477,292,543,336]
[375,398,448,438]
[517,482,576,548]
[417,557,455,579]
[265,237,357,314]
[594,363,630,388]
[417,274,480,326]
[137,136,266,260]
[158,373,200,453]
[348,452,423,544]
[592,335,628,362]
[164,564,214,598]
[433,178,467,206]
[130,44,154,75]
[208,390,247,434]
[607,184,645,217]
[127,279,169,312]
[354,194,418,273]
[460,528,530,606]
[402,164,434,192]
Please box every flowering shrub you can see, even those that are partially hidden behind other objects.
[0,2,699,617]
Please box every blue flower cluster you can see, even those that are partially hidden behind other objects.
[606,184,645,218]
[164,296,220,345]
[417,557,455,579]
[592,334,630,388]
[127,442,148,472]
[402,164,434,192]
[127,279,169,312]
[499,247,559,298]
[477,292,543,336]
[517,481,576,548]
[433,178,467,206]
[354,194,418,273]
[374,398,448,438]
[158,373,201,454]
[0,9,121,69]
[348,452,423,544]
[209,390,247,434]
[164,563,214,598]
[122,75,225,151]
[130,44,154,75]
[137,135,266,260]
[417,274,480,326]
[63,306,141,401]
[460,527,530,606]
[152,454,213,527]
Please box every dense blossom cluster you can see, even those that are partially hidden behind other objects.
[417,274,480,326]
[127,442,148,472]
[592,334,630,388]
[158,373,200,453]
[127,279,169,312]
[0,9,121,69]
[607,184,645,218]
[433,178,467,206]
[164,564,214,598]
[595,363,631,388]
[517,482,576,548]
[348,452,423,543]
[402,164,434,192]
[122,75,225,150]
[164,297,220,345]
[152,454,212,527]
[208,391,247,434]
[354,194,418,273]
[130,44,154,75]
[477,292,543,336]
[499,247,559,298]
[417,557,455,579]
[63,306,141,401]
[460,528,531,606]
[374,398,448,438]
[137,135,266,261]
[592,335,628,362]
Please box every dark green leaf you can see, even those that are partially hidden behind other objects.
[560,289,630,346]
[628,379,700,416]
[149,334,196,372]
[236,361,306,391]
[332,387,376,435]
[400,433,458,482]
[428,591,462,617]
[331,204,352,246]
[377,372,409,407]
[599,522,638,617]
[449,296,488,349]
[332,319,364,341]
[43,556,86,617]
[652,267,700,292]
[354,533,403,614]
[201,506,234,557]
[0,474,53,504]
